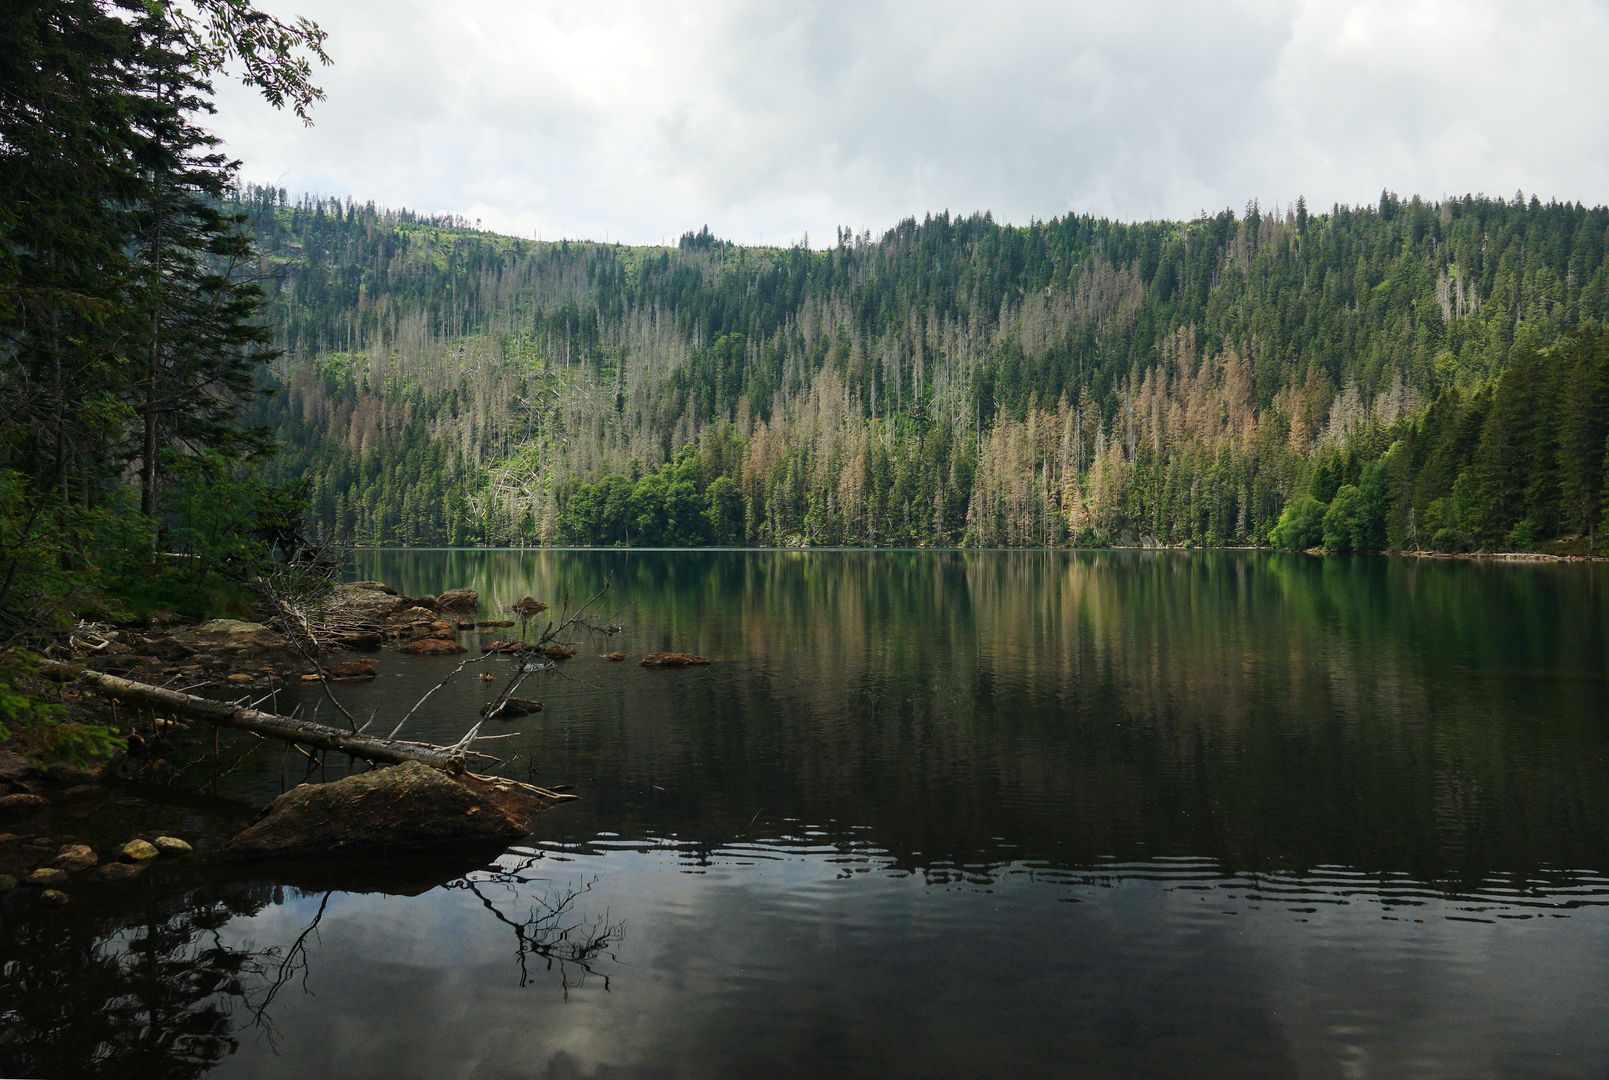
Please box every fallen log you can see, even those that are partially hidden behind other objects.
[40,659,468,772]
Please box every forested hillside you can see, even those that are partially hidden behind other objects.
[240,186,1609,551]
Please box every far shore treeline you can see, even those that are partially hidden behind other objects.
[242,188,1609,553]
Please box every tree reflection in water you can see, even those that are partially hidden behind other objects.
[0,855,620,1079]
[445,851,620,997]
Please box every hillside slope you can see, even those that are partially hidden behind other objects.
[239,187,1609,550]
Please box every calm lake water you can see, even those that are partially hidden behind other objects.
[5,549,1609,1078]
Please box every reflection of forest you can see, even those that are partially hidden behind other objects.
[0,858,618,1079]
[355,550,1609,887]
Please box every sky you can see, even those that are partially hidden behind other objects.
[209,0,1609,247]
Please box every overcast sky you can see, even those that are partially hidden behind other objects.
[209,0,1609,247]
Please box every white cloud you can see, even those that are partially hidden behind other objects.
[208,0,1609,245]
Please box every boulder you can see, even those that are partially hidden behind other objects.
[480,639,530,655]
[223,760,533,858]
[0,793,49,815]
[399,637,467,656]
[333,583,406,624]
[512,596,548,620]
[540,644,576,661]
[52,844,98,873]
[639,652,712,668]
[152,836,193,856]
[435,588,479,612]
[120,839,160,863]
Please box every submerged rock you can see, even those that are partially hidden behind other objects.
[322,658,377,681]
[97,861,147,882]
[602,652,626,662]
[639,652,711,668]
[481,698,542,721]
[223,760,533,858]
[39,888,70,906]
[0,873,15,891]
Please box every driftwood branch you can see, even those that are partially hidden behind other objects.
[41,659,480,773]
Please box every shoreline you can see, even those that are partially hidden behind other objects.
[329,543,1609,562]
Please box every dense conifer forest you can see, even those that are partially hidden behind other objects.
[241,187,1609,551]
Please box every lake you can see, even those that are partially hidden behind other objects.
[4,549,1608,1078]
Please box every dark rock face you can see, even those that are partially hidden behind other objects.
[223,761,531,858]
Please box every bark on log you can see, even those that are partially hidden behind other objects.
[40,659,467,772]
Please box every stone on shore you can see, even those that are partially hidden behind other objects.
[153,836,193,856]
[120,839,161,862]
[52,844,98,873]
[0,793,49,815]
